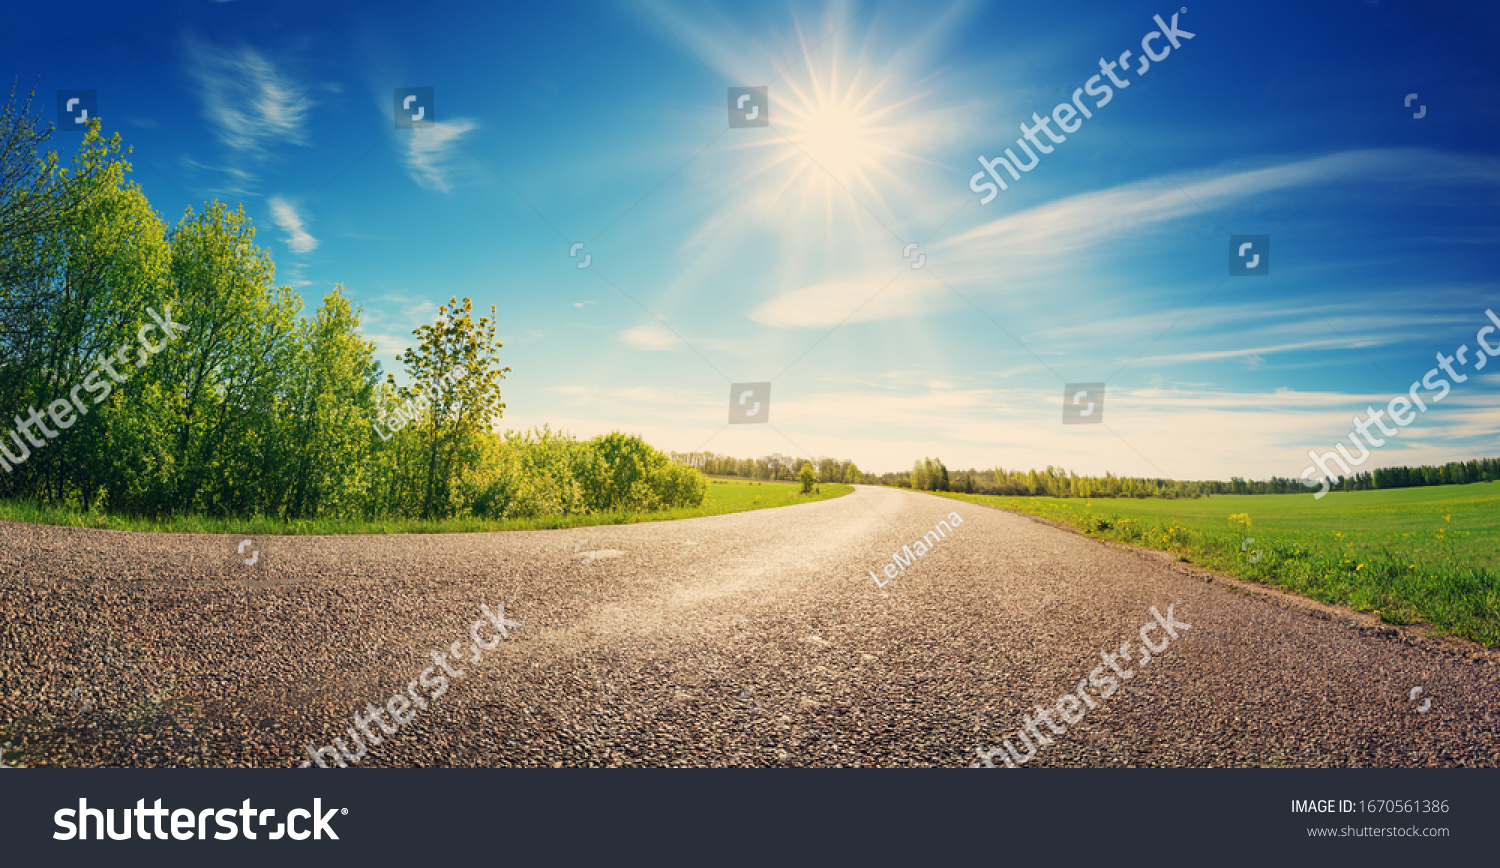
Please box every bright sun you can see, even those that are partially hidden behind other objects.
[705,20,937,242]
[774,73,909,193]
[791,101,880,184]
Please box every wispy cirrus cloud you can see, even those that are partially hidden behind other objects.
[748,274,944,330]
[268,195,318,254]
[184,35,314,155]
[401,119,480,192]
[177,156,258,197]
[358,294,450,369]
[619,322,693,351]
[750,149,1500,330]
[618,321,740,354]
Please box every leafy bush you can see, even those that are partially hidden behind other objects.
[469,428,705,519]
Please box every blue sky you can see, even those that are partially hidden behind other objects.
[7,0,1499,477]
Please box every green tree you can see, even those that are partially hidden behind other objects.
[911,457,949,492]
[0,78,63,314]
[911,459,929,491]
[118,200,299,516]
[799,462,816,494]
[0,120,170,506]
[269,286,383,519]
[389,296,509,518]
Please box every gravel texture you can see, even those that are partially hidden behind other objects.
[2,484,1497,768]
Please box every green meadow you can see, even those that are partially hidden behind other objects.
[933,482,1500,648]
[0,477,850,538]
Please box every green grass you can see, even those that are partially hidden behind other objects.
[930,482,1500,648]
[0,477,851,537]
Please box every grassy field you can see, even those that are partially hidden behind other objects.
[931,482,1500,648]
[0,477,850,537]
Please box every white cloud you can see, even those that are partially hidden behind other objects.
[1126,336,1374,366]
[751,149,1500,329]
[402,119,480,192]
[940,151,1422,263]
[619,322,683,351]
[279,264,313,288]
[616,321,739,355]
[749,274,952,330]
[184,35,313,155]
[357,294,453,369]
[268,196,318,254]
[178,156,258,197]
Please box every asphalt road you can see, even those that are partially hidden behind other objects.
[2,485,1497,768]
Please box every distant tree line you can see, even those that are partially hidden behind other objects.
[902,457,1500,498]
[668,451,860,485]
[1328,457,1500,494]
[1193,460,1498,494]
[889,461,1212,498]
[685,452,1500,500]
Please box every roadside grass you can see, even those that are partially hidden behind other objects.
[929,482,1500,648]
[0,478,851,537]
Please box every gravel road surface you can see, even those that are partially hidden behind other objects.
[2,485,1497,767]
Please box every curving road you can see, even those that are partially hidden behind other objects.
[2,484,1497,768]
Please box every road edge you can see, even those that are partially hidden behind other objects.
[965,497,1500,666]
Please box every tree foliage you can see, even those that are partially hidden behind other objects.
[798,463,816,494]
[386,296,509,518]
[0,84,703,522]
